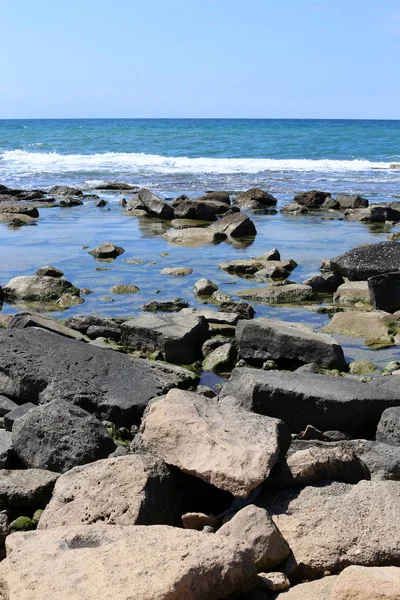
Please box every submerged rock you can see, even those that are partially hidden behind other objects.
[163,227,227,247]
[323,310,396,346]
[160,267,193,276]
[238,283,313,304]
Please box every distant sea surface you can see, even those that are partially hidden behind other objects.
[0,119,399,199]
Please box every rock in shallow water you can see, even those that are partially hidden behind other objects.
[0,525,257,600]
[236,317,346,370]
[138,388,290,497]
[330,241,400,281]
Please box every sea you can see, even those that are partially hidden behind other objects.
[1,118,399,372]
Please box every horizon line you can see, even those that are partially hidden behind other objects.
[0,117,400,121]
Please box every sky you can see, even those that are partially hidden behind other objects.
[0,0,399,119]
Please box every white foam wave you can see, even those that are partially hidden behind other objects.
[0,149,391,175]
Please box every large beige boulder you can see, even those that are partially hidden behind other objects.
[264,480,400,579]
[333,281,370,305]
[274,576,338,599]
[331,566,400,600]
[0,525,257,600]
[39,455,183,529]
[138,389,290,497]
[216,504,290,570]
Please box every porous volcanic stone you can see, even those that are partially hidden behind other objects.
[220,368,400,437]
[236,318,346,370]
[0,525,257,600]
[330,241,400,280]
[138,388,290,497]
[12,400,115,473]
[0,328,197,426]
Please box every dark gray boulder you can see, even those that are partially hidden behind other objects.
[219,301,255,320]
[171,197,218,221]
[235,318,346,370]
[0,469,59,507]
[12,400,116,473]
[0,430,15,469]
[220,368,400,437]
[336,194,369,209]
[49,185,82,196]
[0,328,198,426]
[60,197,83,207]
[210,212,257,238]
[89,242,125,260]
[368,272,400,313]
[120,313,209,364]
[294,190,331,208]
[35,266,64,278]
[7,312,88,341]
[137,188,174,220]
[234,188,277,211]
[376,407,400,446]
[330,241,400,280]
[0,396,18,417]
[303,272,344,294]
[4,403,36,432]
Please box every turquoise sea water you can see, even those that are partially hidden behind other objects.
[0,119,399,370]
[0,119,399,197]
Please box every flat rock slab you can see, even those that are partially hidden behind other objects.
[39,454,184,529]
[262,480,400,579]
[163,227,227,247]
[330,241,400,280]
[138,389,290,498]
[7,311,88,340]
[238,284,313,304]
[220,368,400,437]
[0,469,59,507]
[120,312,209,364]
[180,307,243,325]
[0,525,257,600]
[0,328,197,426]
[273,577,338,599]
[236,318,346,370]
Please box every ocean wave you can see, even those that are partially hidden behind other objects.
[0,149,391,175]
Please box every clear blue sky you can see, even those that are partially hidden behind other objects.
[1,0,399,119]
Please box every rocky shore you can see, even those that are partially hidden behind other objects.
[0,182,399,598]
